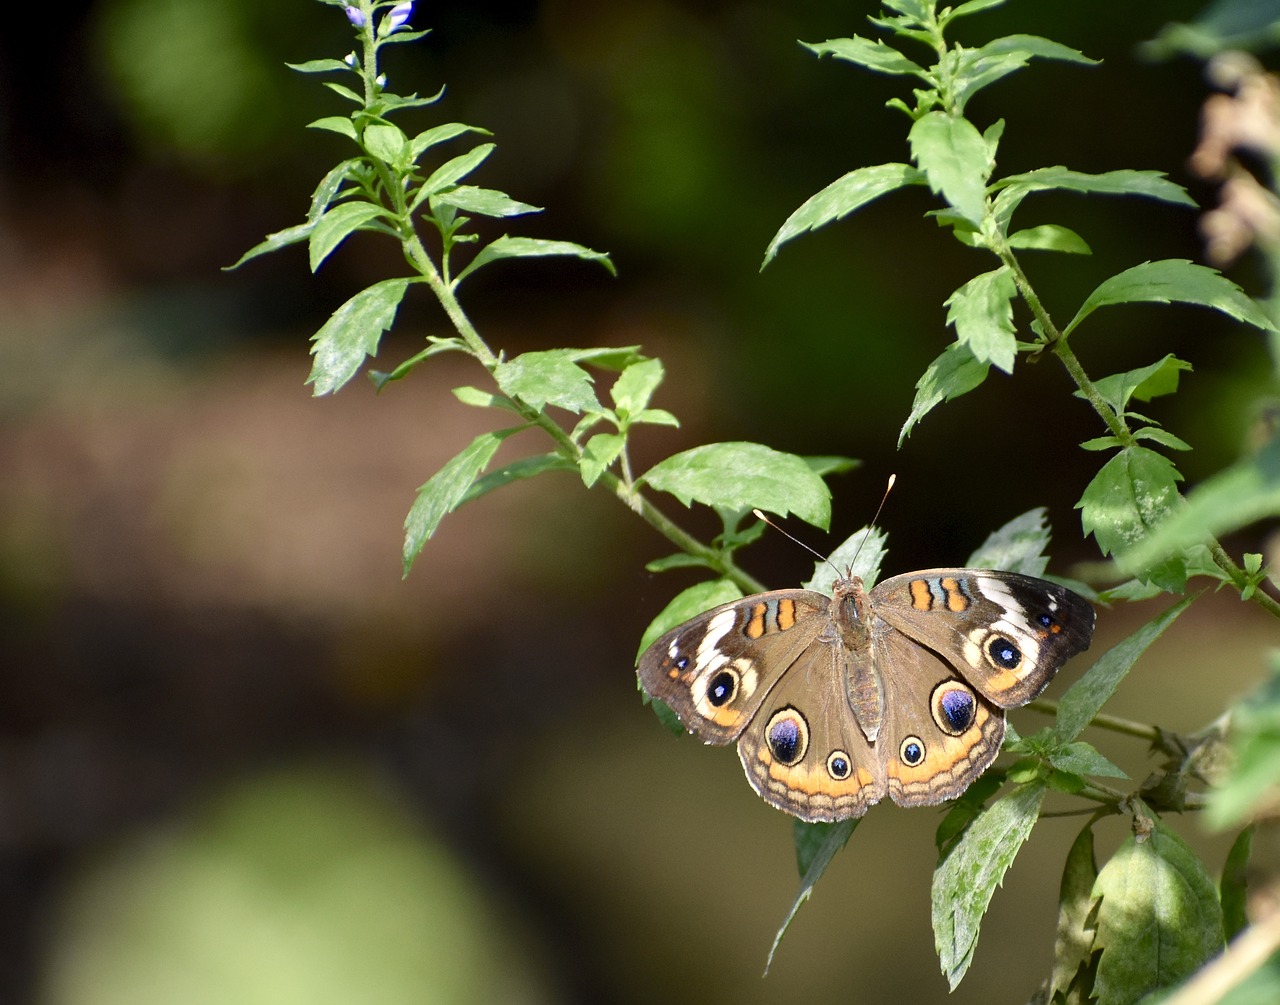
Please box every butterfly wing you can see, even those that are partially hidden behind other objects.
[636,590,831,745]
[870,569,1095,708]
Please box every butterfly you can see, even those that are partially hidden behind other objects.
[637,567,1094,822]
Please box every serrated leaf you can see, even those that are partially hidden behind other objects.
[933,784,1045,989]
[224,222,314,270]
[1116,432,1280,575]
[1065,260,1275,336]
[935,771,1006,860]
[992,167,1195,227]
[1051,595,1195,744]
[1008,224,1091,254]
[459,452,575,506]
[1051,823,1099,1001]
[579,432,624,487]
[801,36,927,76]
[763,163,926,267]
[765,819,859,974]
[309,201,387,272]
[421,144,495,197]
[945,266,1018,372]
[409,122,491,160]
[909,112,993,226]
[611,358,665,415]
[952,51,1031,112]
[1078,446,1184,557]
[976,33,1098,68]
[402,429,520,575]
[639,442,832,530]
[1091,811,1225,1005]
[804,527,887,595]
[431,185,541,218]
[494,350,601,414]
[1089,354,1193,413]
[454,236,615,286]
[307,278,411,395]
[964,508,1051,575]
[899,341,991,444]
[1134,427,1193,451]
[636,579,743,657]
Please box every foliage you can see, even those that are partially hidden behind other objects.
[232,1,1280,1001]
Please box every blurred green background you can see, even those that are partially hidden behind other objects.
[2,0,1278,1002]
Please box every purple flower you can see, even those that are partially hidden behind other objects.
[344,6,365,27]
[381,1,413,35]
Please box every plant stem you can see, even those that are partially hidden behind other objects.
[1025,699,1162,742]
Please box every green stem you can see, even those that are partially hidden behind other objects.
[1025,698,1162,742]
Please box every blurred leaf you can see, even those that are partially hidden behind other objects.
[803,455,860,478]
[964,507,1051,575]
[765,819,859,974]
[611,358,666,416]
[636,579,743,656]
[432,186,541,218]
[1208,656,1280,829]
[309,202,387,272]
[1051,595,1194,744]
[454,236,615,286]
[1051,822,1099,1001]
[1222,826,1254,941]
[640,443,832,529]
[909,112,993,225]
[308,278,412,395]
[1091,811,1225,1005]
[945,266,1017,372]
[899,341,991,444]
[1078,446,1183,557]
[933,784,1045,989]
[494,351,601,414]
[403,429,520,575]
[762,163,925,267]
[1064,260,1276,336]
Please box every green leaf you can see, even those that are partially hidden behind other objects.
[363,122,409,168]
[459,453,576,506]
[909,112,993,226]
[644,552,716,574]
[451,385,520,412]
[494,350,601,414]
[762,163,926,267]
[402,429,520,575]
[765,819,859,974]
[309,201,387,272]
[307,278,411,395]
[322,81,364,105]
[1091,811,1225,1005]
[1221,826,1254,941]
[1007,224,1091,254]
[639,442,832,530]
[964,507,1051,575]
[224,222,314,270]
[579,432,624,488]
[948,0,1007,17]
[1088,355,1193,415]
[1116,432,1280,576]
[944,266,1018,373]
[307,115,358,140]
[803,455,860,478]
[611,358,665,416]
[632,408,679,427]
[899,341,991,445]
[951,50,1031,112]
[454,236,615,286]
[1133,427,1194,452]
[932,784,1045,990]
[1078,446,1183,557]
[1051,595,1195,744]
[308,159,361,222]
[287,57,353,74]
[934,771,1006,861]
[1047,741,1128,778]
[421,143,495,197]
[636,579,743,656]
[1208,657,1280,829]
[431,186,541,218]
[801,36,928,76]
[1064,260,1275,336]
[804,527,888,595]
[992,167,1195,226]
[1051,823,1099,1001]
[409,122,491,161]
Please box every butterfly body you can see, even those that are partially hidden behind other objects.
[638,569,1094,822]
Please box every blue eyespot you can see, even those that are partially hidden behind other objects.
[900,737,925,767]
[988,636,1021,669]
[827,751,852,780]
[766,708,808,765]
[707,670,737,707]
[938,686,976,734]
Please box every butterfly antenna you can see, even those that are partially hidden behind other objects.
[751,508,843,582]
[847,473,896,572]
